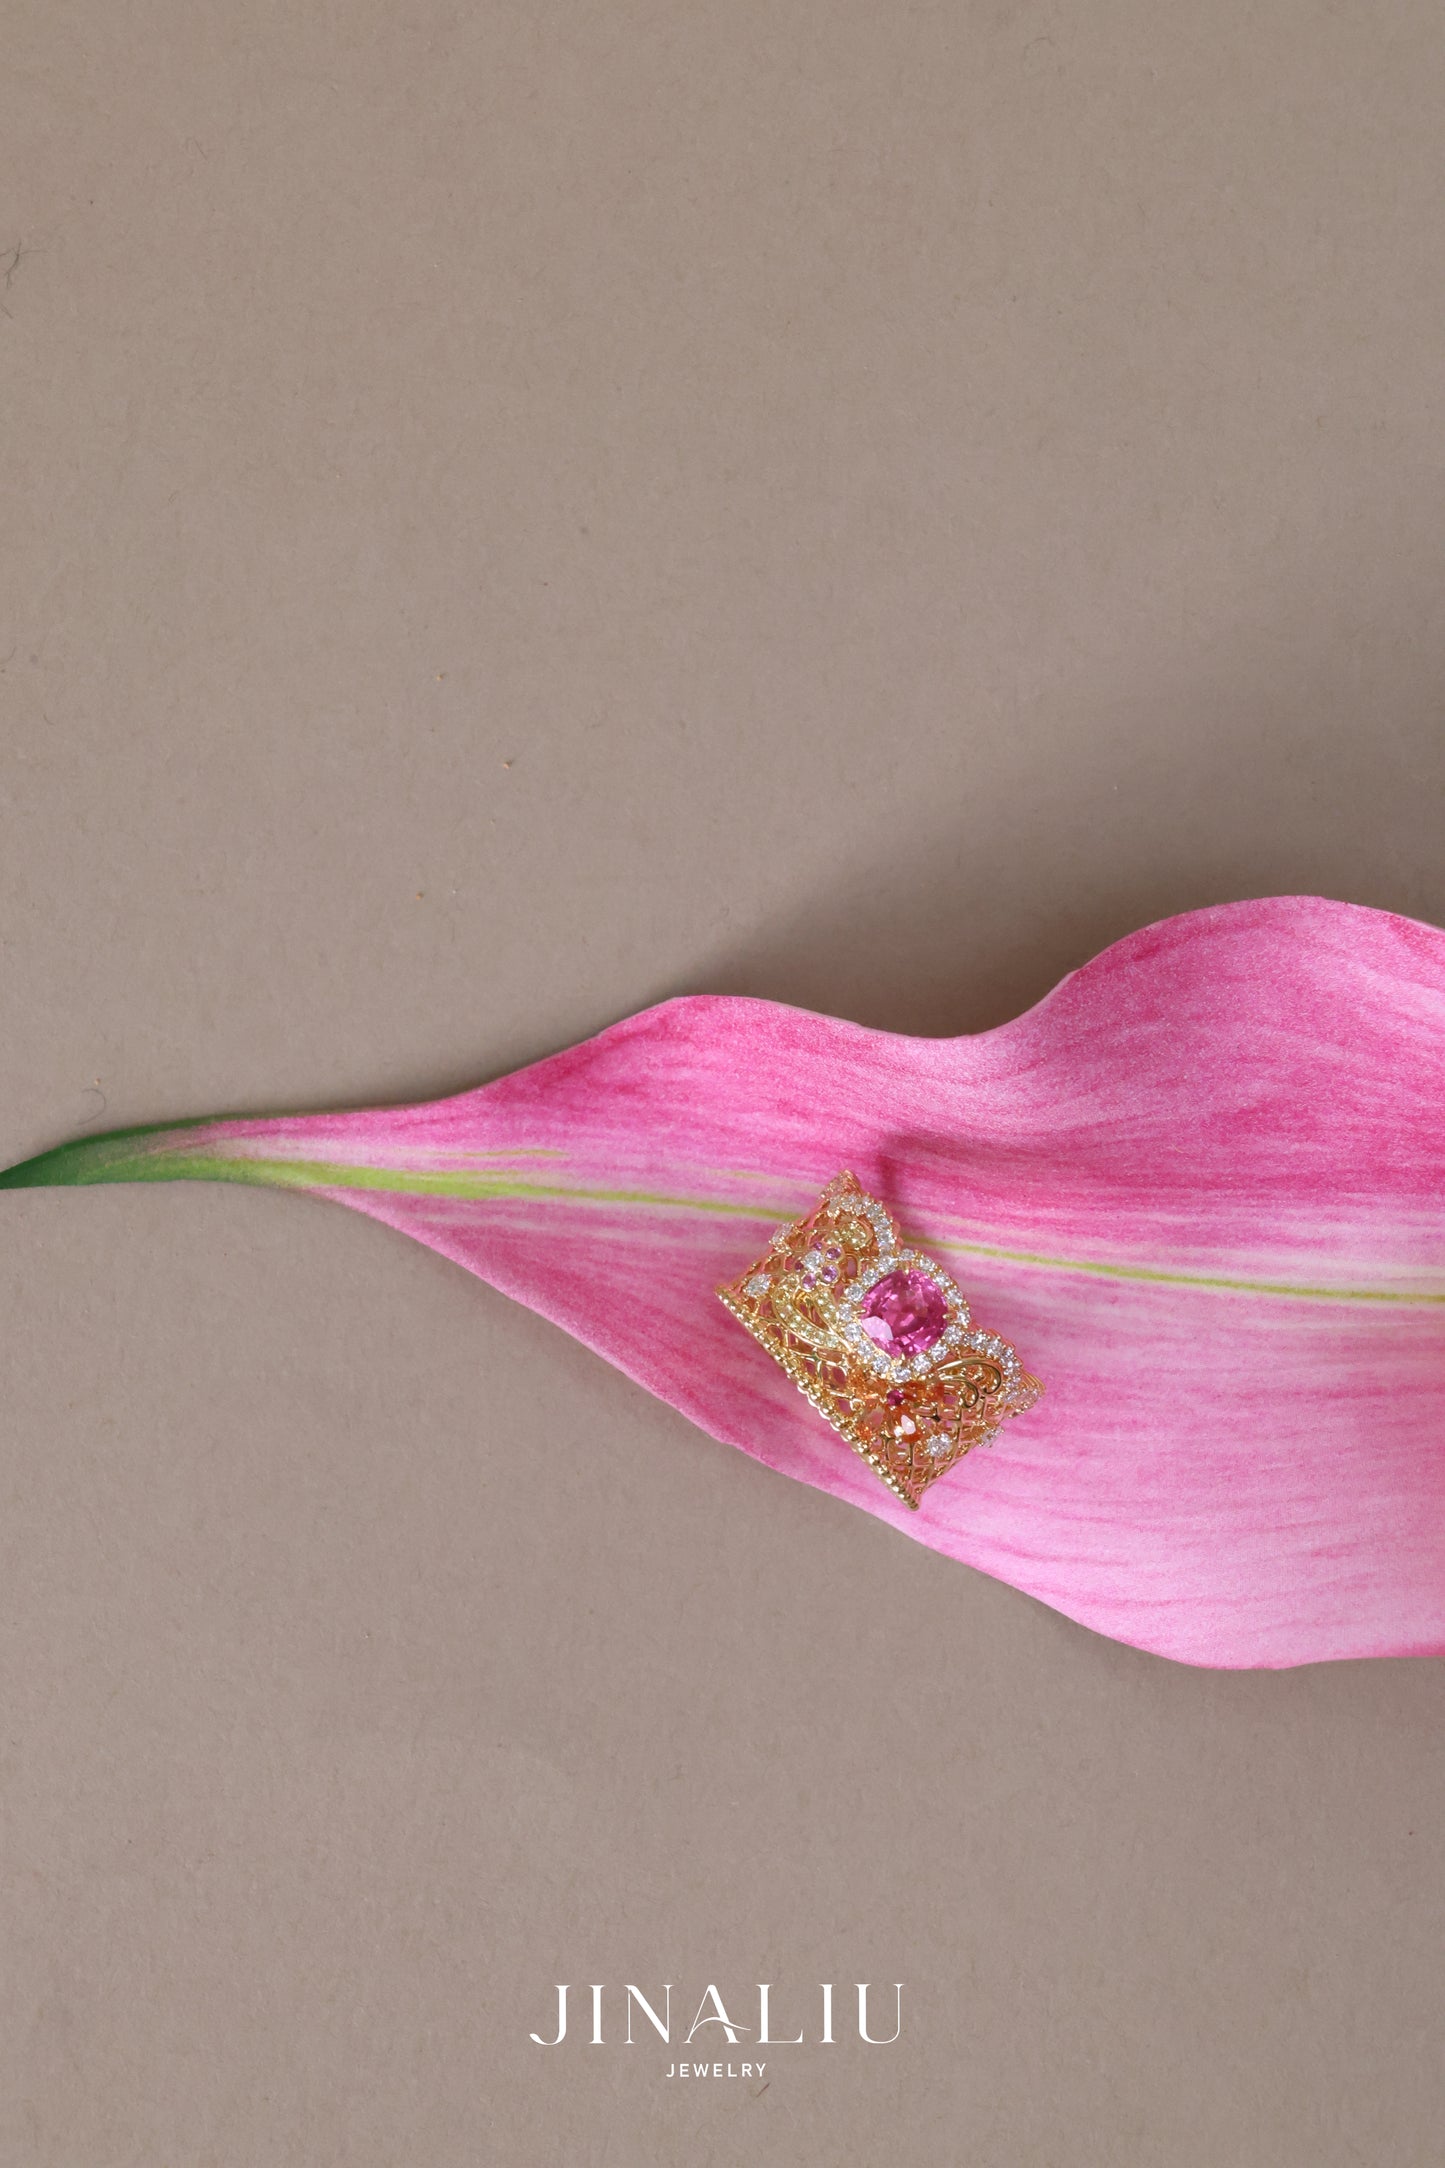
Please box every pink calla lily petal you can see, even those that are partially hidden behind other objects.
[7,893,1445,1668]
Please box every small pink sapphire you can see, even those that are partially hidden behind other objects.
[858,1268,948,1357]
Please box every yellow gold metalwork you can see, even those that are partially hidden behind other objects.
[717,1171,1043,1509]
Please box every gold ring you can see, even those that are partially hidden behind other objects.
[718,1171,1043,1509]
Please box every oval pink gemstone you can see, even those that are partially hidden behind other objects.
[858,1268,948,1356]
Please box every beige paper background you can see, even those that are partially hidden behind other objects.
[5,3,1445,2161]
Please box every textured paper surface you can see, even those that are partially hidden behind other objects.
[5,1,1445,2160]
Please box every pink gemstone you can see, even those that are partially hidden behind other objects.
[858,1268,948,1356]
